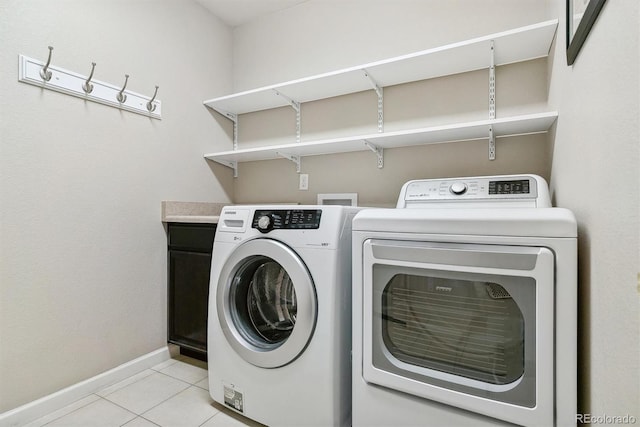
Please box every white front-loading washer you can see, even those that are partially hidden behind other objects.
[352,175,577,427]
[208,205,360,426]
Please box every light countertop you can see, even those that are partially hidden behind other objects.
[161,201,227,224]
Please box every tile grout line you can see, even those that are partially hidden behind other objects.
[193,382,208,392]
[98,370,156,399]
[119,413,162,427]
[98,370,195,423]
[154,369,208,386]
[132,383,200,420]
[33,359,209,427]
[150,360,179,371]
[36,395,100,427]
[197,411,220,427]
[155,369,206,386]
[89,395,139,426]
[94,394,142,417]
[150,359,208,384]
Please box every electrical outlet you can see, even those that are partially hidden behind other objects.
[299,174,309,190]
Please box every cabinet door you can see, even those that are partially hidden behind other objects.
[168,224,216,252]
[168,250,212,353]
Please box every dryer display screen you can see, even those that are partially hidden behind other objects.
[489,179,530,195]
[252,209,322,230]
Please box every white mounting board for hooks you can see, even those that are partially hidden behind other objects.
[18,55,162,119]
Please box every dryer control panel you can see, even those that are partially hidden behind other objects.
[252,209,322,233]
[397,174,551,208]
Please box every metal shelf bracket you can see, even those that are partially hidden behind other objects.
[277,151,301,173]
[274,90,301,143]
[363,69,384,133]
[364,139,384,168]
[488,126,496,160]
[215,159,238,178]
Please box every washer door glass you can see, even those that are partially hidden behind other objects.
[217,239,317,368]
[238,257,297,346]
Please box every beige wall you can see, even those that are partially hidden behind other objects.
[0,0,233,412]
[227,0,640,420]
[231,0,553,92]
[2,0,637,420]
[229,0,553,206]
[547,0,640,419]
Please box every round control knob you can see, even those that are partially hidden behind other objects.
[449,182,468,195]
[257,214,274,233]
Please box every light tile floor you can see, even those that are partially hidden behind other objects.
[25,356,263,427]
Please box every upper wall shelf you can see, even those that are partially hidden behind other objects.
[204,19,558,116]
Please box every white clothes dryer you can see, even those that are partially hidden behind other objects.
[352,175,577,427]
[208,205,360,427]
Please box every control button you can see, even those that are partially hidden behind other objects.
[257,214,274,233]
[449,182,468,195]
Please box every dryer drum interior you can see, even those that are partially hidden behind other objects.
[382,275,525,385]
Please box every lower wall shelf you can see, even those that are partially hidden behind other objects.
[204,111,558,172]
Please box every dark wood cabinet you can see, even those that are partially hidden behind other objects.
[167,223,216,360]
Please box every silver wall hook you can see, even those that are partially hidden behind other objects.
[146,85,159,112]
[116,74,129,103]
[82,62,96,94]
[39,46,54,81]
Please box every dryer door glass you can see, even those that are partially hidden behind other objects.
[382,275,525,385]
[362,240,555,413]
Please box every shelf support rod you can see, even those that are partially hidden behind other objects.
[488,126,496,161]
[274,90,301,143]
[363,69,384,133]
[276,151,301,173]
[489,40,496,120]
[364,139,384,169]
[488,40,496,161]
[225,113,239,151]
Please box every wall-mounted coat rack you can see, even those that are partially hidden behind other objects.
[19,47,162,119]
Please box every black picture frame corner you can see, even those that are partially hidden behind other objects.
[566,0,607,65]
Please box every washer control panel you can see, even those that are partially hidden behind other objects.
[252,209,322,233]
[397,175,550,208]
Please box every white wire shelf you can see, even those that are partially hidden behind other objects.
[204,20,557,116]
[204,112,558,164]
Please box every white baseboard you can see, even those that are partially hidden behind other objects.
[0,346,173,427]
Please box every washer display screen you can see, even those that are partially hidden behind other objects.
[252,209,322,230]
